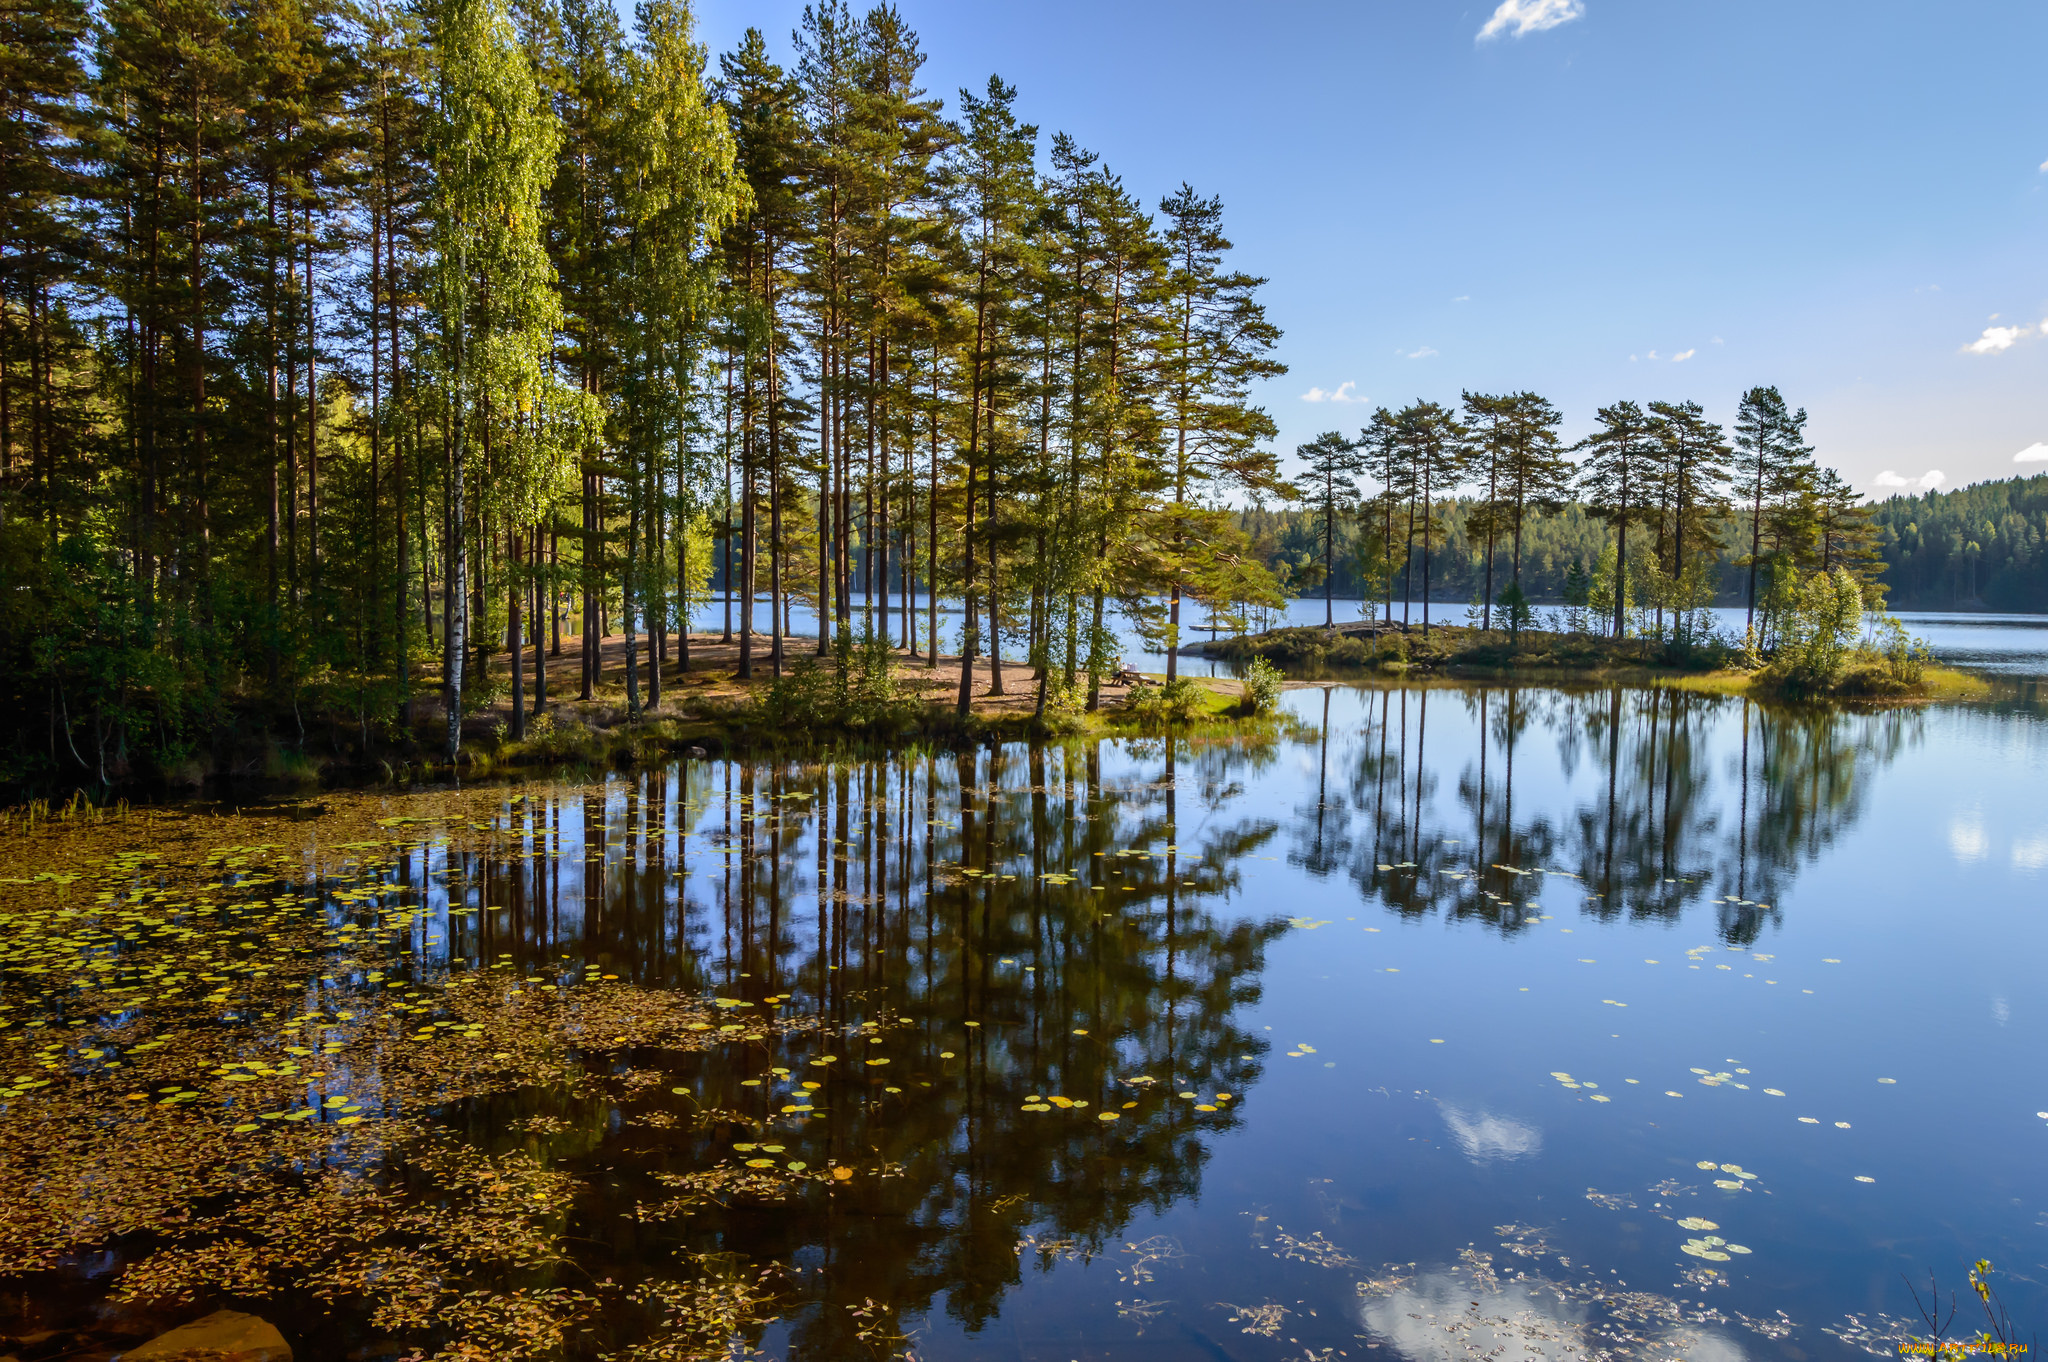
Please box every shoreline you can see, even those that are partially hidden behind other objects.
[2,633,1275,808]
[1184,621,1992,705]
[1,624,1997,812]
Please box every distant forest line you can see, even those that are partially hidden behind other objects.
[1211,471,2048,614]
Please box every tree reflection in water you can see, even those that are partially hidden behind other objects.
[0,685,1928,1360]
[1296,682,1917,945]
[429,736,1293,1357]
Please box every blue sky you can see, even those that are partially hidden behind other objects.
[691,0,2048,498]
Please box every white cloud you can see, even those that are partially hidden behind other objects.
[1965,324,2029,354]
[1360,1269,1754,1362]
[1646,349,1659,360]
[1361,1271,1755,1362]
[2013,834,2048,871]
[1439,1103,1541,1163]
[1477,0,1585,41]
[2014,442,2048,463]
[1874,470,1946,490]
[1452,294,1471,303]
[2039,158,2048,172]
[1671,348,1696,362]
[1301,381,1362,404]
[1394,346,1438,360]
[1949,813,1987,863]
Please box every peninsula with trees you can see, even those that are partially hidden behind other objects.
[0,0,1988,797]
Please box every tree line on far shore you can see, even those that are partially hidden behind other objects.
[1270,387,1882,644]
[1245,465,2048,620]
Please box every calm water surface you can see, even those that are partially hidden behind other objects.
[7,679,2045,1360]
[683,596,2048,684]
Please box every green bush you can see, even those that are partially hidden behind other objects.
[760,658,834,729]
[1753,567,1932,698]
[1242,656,1284,714]
[1495,581,1535,638]
[1130,675,1207,729]
[754,630,919,735]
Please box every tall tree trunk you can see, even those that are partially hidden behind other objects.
[956,296,987,716]
[927,346,939,667]
[305,217,318,601]
[625,462,640,718]
[816,288,834,655]
[721,343,734,643]
[509,528,524,738]
[445,360,467,761]
[738,346,755,681]
[766,240,784,678]
[533,525,547,713]
[368,167,384,672]
[264,161,281,687]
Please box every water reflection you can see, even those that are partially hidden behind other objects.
[396,739,1295,1357]
[1292,684,1919,945]
[0,682,1945,1360]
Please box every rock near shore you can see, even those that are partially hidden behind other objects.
[120,1312,291,1362]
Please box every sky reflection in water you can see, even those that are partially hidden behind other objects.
[4,681,2046,1361]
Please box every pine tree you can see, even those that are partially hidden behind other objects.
[1497,391,1570,594]
[1459,392,1512,629]
[1154,183,1283,679]
[0,0,87,533]
[536,0,627,700]
[945,74,1036,714]
[717,30,802,680]
[1355,407,1410,626]
[1812,467,1882,589]
[1646,399,1732,641]
[1575,400,1656,638]
[1731,383,1815,634]
[1294,430,1360,627]
[1393,399,1465,635]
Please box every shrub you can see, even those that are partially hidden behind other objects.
[1242,656,1284,714]
[1754,568,1863,694]
[1754,568,1933,698]
[760,658,833,729]
[1129,675,1207,729]
[754,631,919,735]
[1495,581,1535,638]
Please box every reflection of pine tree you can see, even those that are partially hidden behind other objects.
[1567,687,1723,925]
[432,692,1923,1356]
[472,735,1290,1352]
[1271,683,1915,950]
[1290,686,1356,879]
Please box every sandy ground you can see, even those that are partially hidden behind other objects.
[460,630,1212,728]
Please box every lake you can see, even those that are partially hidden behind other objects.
[1,619,2046,1360]
[679,594,2048,684]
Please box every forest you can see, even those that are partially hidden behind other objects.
[1238,472,2048,617]
[0,0,1926,794]
[1864,473,2048,611]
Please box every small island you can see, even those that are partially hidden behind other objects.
[1187,596,1986,704]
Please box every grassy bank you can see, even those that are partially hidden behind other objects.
[7,632,1283,804]
[1194,620,1992,705]
[1192,621,1735,678]
[1662,663,1989,703]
